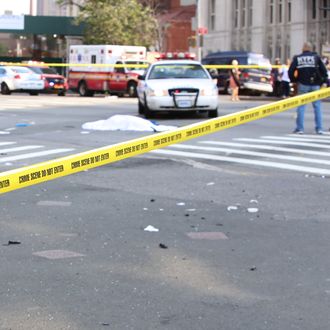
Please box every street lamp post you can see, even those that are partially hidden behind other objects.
[196,0,202,61]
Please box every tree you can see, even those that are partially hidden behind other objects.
[0,43,8,56]
[57,0,158,47]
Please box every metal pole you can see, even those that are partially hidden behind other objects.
[196,0,202,61]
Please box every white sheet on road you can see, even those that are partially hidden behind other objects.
[82,115,177,132]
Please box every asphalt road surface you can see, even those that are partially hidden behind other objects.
[1,94,330,330]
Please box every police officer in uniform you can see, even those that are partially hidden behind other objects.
[288,42,328,134]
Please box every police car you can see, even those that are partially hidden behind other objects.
[137,53,219,118]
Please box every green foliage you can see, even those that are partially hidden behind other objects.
[57,0,158,47]
[0,43,8,56]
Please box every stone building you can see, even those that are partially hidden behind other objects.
[200,0,330,62]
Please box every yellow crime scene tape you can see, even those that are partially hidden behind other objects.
[1,87,330,195]
[0,62,282,69]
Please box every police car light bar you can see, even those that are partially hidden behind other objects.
[156,52,196,60]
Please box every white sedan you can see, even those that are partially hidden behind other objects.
[0,65,45,95]
[137,60,219,118]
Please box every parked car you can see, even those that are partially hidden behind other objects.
[137,55,219,118]
[25,63,68,96]
[0,65,45,95]
[202,51,273,95]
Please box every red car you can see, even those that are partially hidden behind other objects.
[26,64,68,96]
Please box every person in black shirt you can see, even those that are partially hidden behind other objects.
[271,58,282,97]
[288,42,328,134]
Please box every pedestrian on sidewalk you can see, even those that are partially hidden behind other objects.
[288,41,328,135]
[271,58,282,97]
[279,59,291,98]
[229,59,240,101]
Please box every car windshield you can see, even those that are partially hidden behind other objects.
[248,55,271,71]
[148,63,209,79]
[29,67,58,74]
[11,67,33,74]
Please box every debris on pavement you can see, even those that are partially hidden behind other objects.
[187,232,228,240]
[250,266,257,271]
[3,240,21,246]
[227,205,238,211]
[247,207,259,213]
[33,250,85,260]
[144,225,159,232]
[15,123,31,127]
[159,243,168,249]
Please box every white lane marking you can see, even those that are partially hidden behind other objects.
[199,141,330,157]
[235,138,330,149]
[170,144,330,165]
[0,145,43,154]
[0,148,74,163]
[286,134,330,139]
[0,142,16,146]
[151,149,330,176]
[261,136,330,144]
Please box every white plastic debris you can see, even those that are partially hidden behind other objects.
[247,207,259,213]
[176,202,186,206]
[206,182,215,186]
[0,131,10,135]
[80,131,90,134]
[249,199,258,204]
[227,206,238,211]
[144,225,159,232]
[82,115,177,132]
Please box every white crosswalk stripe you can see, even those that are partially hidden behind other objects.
[150,134,330,176]
[0,141,74,167]
[198,141,330,157]
[234,138,330,149]
[260,135,330,143]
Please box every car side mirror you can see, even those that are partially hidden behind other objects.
[138,75,145,80]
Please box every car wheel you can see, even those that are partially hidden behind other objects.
[58,90,66,96]
[144,102,154,119]
[127,81,137,97]
[138,100,145,114]
[29,92,39,96]
[1,83,11,95]
[78,81,94,97]
[208,108,218,118]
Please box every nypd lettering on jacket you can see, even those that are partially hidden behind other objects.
[288,50,328,85]
[297,56,316,68]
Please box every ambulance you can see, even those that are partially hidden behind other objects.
[68,45,149,97]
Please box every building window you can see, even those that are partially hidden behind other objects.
[209,0,216,31]
[312,0,317,19]
[323,0,327,18]
[234,0,239,28]
[248,0,253,26]
[241,0,246,27]
[270,0,274,24]
[277,45,282,59]
[288,0,292,22]
[278,0,283,23]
